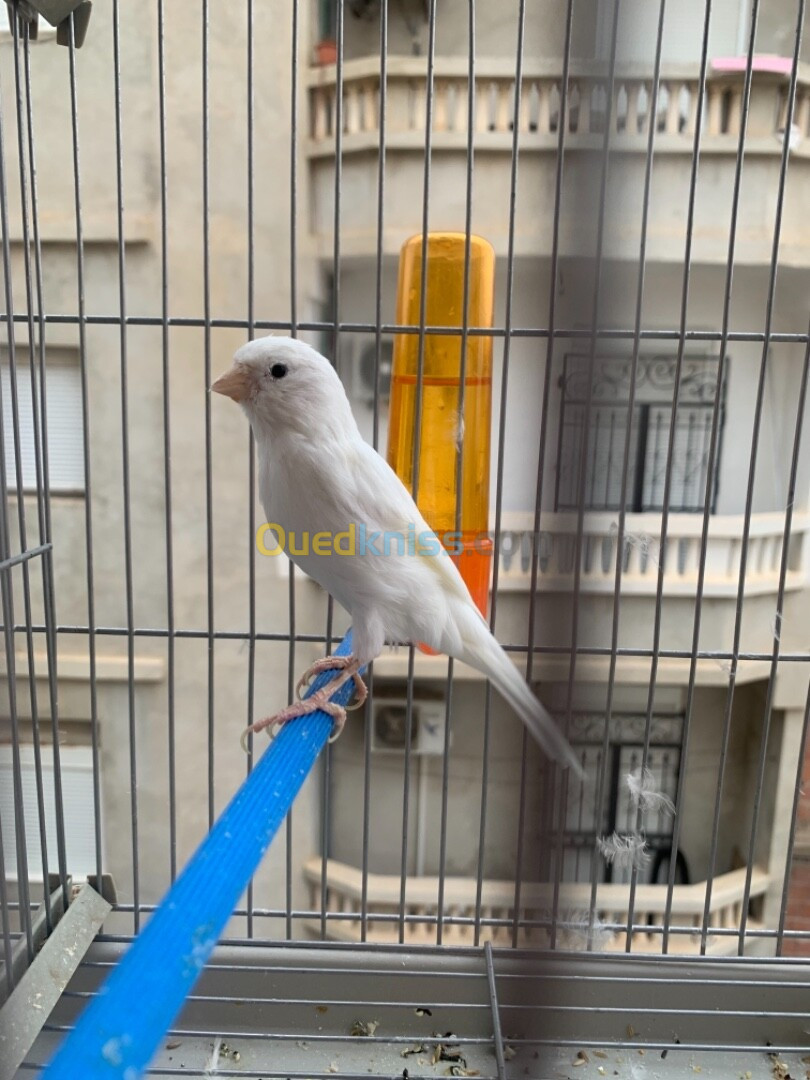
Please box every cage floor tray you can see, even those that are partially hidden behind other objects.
[16,942,810,1078]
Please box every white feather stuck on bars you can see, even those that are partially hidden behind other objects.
[608,521,660,567]
[626,766,675,815]
[204,1037,222,1076]
[596,832,649,869]
[556,909,615,951]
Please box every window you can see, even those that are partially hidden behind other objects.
[0,744,99,882]
[318,0,337,39]
[1,353,85,493]
[555,353,724,513]
[548,712,684,886]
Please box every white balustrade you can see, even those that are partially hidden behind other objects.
[495,510,810,595]
[304,858,769,954]
[308,58,810,147]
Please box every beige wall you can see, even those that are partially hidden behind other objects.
[335,1,596,64]
[332,0,810,66]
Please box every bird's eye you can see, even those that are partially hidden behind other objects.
[270,363,288,380]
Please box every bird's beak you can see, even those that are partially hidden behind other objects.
[210,365,252,403]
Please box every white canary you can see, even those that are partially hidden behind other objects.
[211,335,582,775]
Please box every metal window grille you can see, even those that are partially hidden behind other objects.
[1,0,810,1074]
[555,354,725,513]
[559,713,683,885]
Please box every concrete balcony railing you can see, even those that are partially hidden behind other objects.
[303,858,770,955]
[309,58,810,145]
[306,58,810,262]
[496,510,810,597]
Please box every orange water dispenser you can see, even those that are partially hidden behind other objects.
[387,232,495,626]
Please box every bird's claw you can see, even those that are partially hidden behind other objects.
[296,656,367,712]
[241,695,347,754]
[326,701,347,742]
[242,655,364,754]
[343,672,367,711]
[296,655,350,699]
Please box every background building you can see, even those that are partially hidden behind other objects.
[1,0,810,954]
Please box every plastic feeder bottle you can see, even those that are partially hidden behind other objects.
[387,232,495,626]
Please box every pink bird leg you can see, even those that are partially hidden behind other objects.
[296,654,367,703]
[241,655,367,753]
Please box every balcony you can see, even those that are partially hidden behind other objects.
[306,57,810,263]
[356,510,809,688]
[497,509,810,597]
[303,858,771,956]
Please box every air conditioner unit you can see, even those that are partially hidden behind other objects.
[370,697,447,756]
[344,339,393,406]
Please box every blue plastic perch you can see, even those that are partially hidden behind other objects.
[43,631,362,1079]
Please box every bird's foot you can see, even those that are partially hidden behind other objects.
[241,692,347,754]
[296,655,367,712]
[241,656,367,753]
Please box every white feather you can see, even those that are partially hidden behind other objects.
[204,1037,222,1075]
[555,908,615,951]
[596,832,649,870]
[626,766,675,816]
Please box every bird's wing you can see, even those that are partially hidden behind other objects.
[272,432,485,657]
[345,439,475,604]
[348,444,581,775]
[340,439,427,529]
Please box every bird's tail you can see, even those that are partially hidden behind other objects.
[455,607,584,779]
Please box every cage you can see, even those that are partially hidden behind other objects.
[2,0,810,1076]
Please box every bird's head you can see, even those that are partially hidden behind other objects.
[211,335,356,440]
